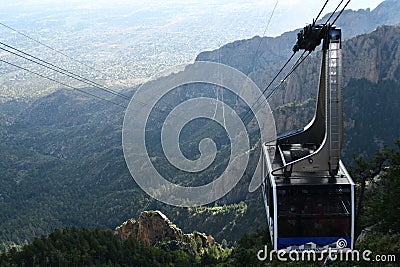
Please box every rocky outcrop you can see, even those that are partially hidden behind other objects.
[320,0,400,40]
[115,218,139,241]
[115,211,184,245]
[115,210,221,255]
[195,3,400,109]
[343,25,400,83]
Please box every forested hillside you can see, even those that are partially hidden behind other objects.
[1,3,400,252]
[2,140,400,267]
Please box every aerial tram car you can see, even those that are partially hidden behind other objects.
[261,24,355,251]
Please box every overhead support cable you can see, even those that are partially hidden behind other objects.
[242,50,310,123]
[0,59,128,109]
[324,0,344,25]
[0,0,352,116]
[331,0,352,25]
[0,44,168,112]
[242,0,351,125]
[0,22,135,89]
[241,52,296,122]
[0,41,131,100]
[266,51,311,101]
[250,0,279,68]
[315,0,330,22]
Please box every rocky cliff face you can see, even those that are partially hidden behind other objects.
[146,2,400,167]
[194,8,400,164]
[196,0,400,81]
[115,210,219,255]
[321,0,400,40]
[196,1,400,110]
[197,24,400,135]
[343,25,400,83]
[276,25,400,107]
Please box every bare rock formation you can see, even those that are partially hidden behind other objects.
[115,210,221,255]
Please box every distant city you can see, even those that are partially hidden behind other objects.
[0,1,273,101]
[0,0,384,101]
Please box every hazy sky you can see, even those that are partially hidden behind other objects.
[257,0,386,36]
[0,0,389,98]
[1,0,387,36]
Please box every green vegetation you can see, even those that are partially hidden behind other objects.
[0,87,263,247]
[1,78,400,254]
[164,200,266,244]
[0,228,199,266]
[354,141,400,261]
[221,142,400,266]
[1,25,400,263]
[343,79,400,162]
[1,141,399,266]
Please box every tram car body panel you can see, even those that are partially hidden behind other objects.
[262,143,355,251]
[260,25,355,252]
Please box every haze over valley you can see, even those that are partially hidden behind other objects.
[0,0,385,100]
[1,1,400,265]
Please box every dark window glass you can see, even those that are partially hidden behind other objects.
[277,186,351,237]
[265,178,274,220]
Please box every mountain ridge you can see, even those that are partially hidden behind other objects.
[1,1,400,247]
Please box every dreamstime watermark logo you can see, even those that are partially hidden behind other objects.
[122,61,276,207]
[336,238,347,249]
[256,245,396,263]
